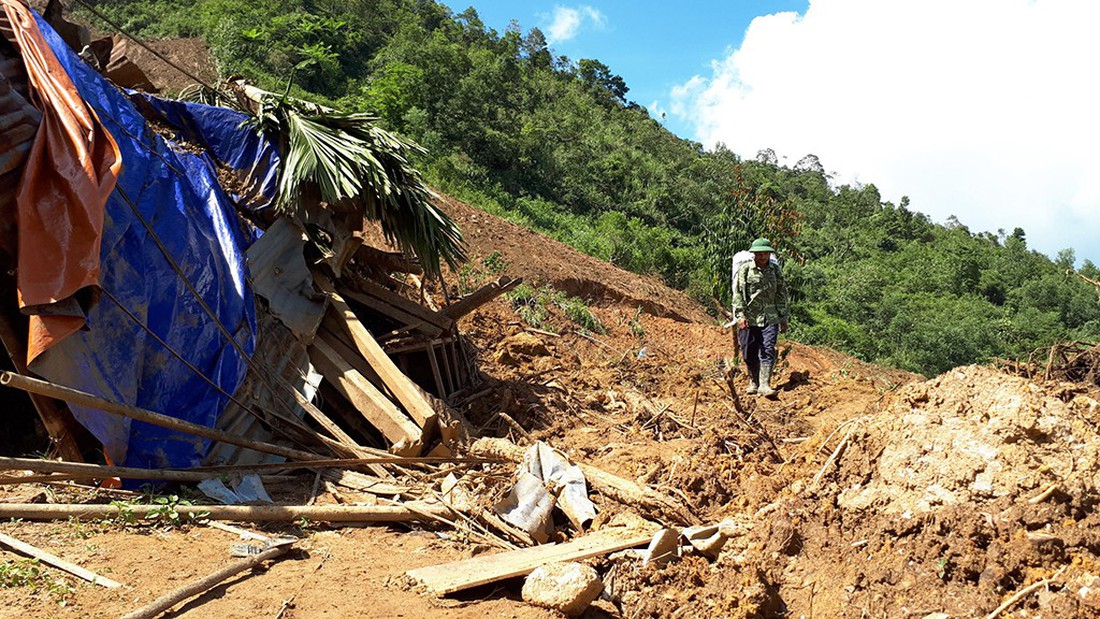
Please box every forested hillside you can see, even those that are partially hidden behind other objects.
[85,0,1100,374]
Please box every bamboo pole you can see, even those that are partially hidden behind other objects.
[0,372,326,463]
[0,456,493,485]
[119,544,291,619]
[0,502,455,522]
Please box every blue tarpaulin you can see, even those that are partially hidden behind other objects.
[26,10,264,470]
[131,93,280,214]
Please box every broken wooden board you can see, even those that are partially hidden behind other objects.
[440,275,522,321]
[338,275,452,334]
[309,337,423,456]
[406,527,654,595]
[317,285,440,430]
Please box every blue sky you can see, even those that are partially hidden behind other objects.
[440,1,1100,266]
[440,1,807,139]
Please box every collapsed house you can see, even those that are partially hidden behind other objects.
[0,0,517,471]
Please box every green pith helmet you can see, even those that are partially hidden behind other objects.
[748,237,776,253]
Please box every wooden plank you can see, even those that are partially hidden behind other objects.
[426,342,447,397]
[293,376,366,451]
[406,528,654,595]
[318,283,440,429]
[309,338,423,456]
[0,531,121,588]
[342,277,453,332]
[317,381,384,446]
[440,276,522,321]
[354,245,422,275]
[318,322,386,389]
[341,287,443,338]
[322,469,414,497]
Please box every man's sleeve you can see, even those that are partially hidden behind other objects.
[732,262,747,320]
[776,265,790,322]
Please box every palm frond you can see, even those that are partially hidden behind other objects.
[245,89,466,277]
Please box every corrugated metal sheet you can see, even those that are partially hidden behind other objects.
[203,311,321,466]
[246,218,326,341]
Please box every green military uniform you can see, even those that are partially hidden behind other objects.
[732,238,789,397]
[732,261,789,327]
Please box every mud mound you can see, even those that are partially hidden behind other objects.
[836,365,1100,515]
[777,365,1100,617]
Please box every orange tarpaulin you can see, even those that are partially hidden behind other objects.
[1,0,121,363]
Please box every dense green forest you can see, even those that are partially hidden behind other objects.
[83,0,1100,375]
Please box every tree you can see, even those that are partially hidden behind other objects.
[576,58,628,104]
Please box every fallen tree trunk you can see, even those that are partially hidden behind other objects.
[470,437,699,526]
[0,502,455,523]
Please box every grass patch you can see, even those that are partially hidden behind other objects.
[0,558,74,605]
[506,283,606,333]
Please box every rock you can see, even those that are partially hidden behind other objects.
[501,332,551,358]
[642,528,680,566]
[522,561,603,616]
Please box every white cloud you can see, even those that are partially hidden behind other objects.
[544,5,606,44]
[672,0,1100,263]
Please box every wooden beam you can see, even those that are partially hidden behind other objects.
[317,282,440,430]
[318,324,386,389]
[309,338,423,456]
[406,527,654,595]
[0,531,121,588]
[440,276,522,321]
[354,244,422,275]
[342,277,453,332]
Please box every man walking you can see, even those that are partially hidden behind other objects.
[732,238,789,397]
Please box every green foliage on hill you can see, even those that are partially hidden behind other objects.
[82,0,1100,375]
